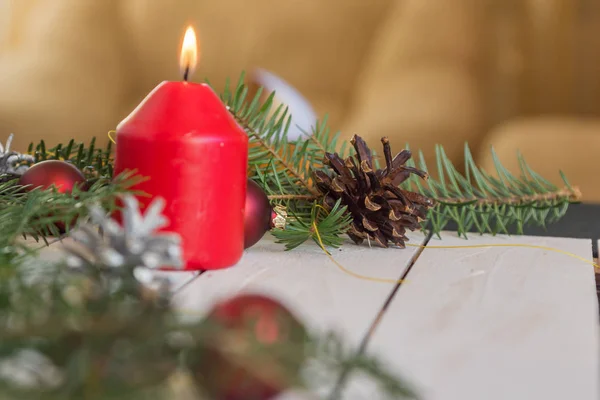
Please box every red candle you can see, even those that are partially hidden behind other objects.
[113,26,248,270]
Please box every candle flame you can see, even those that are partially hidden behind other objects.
[179,26,198,81]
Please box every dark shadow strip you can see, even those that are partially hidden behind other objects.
[173,270,205,294]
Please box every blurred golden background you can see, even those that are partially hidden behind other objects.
[1,0,599,200]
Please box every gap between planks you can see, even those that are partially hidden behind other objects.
[328,231,433,399]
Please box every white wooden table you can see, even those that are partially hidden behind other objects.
[35,231,600,400]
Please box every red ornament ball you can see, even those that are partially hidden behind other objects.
[18,160,87,234]
[189,294,308,400]
[18,160,86,193]
[244,179,273,249]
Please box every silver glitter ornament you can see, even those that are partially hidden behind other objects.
[63,195,184,273]
[0,349,64,390]
[0,134,34,175]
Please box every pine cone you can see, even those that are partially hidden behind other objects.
[314,135,434,248]
[0,134,34,176]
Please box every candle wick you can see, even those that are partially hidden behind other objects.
[183,65,190,82]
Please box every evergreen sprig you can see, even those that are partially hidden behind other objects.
[0,170,140,248]
[28,137,114,178]
[217,74,352,248]
[400,144,580,237]
[219,74,318,197]
[271,199,353,251]
[306,332,417,400]
[6,70,580,251]
[216,72,580,248]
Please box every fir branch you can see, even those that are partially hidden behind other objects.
[11,73,577,249]
[402,144,580,237]
[217,74,359,250]
[305,332,417,400]
[307,117,354,162]
[0,171,141,247]
[216,71,579,248]
[271,200,353,251]
[434,186,580,207]
[232,110,318,195]
[218,73,320,197]
[309,131,328,153]
[27,137,114,178]
[267,194,317,201]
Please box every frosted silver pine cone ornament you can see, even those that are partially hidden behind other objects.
[0,133,34,176]
[63,195,184,275]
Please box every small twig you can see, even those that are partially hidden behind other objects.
[434,186,581,207]
[267,194,317,201]
[309,134,328,154]
[230,112,320,196]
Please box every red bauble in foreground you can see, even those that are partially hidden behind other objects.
[189,294,308,400]
[18,160,86,193]
[244,179,273,249]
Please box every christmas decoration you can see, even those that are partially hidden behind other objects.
[245,179,273,249]
[18,160,86,193]
[63,195,184,272]
[188,294,308,400]
[0,349,65,391]
[17,160,88,234]
[0,194,185,398]
[0,133,34,176]
[314,135,434,248]
[0,70,580,252]
[271,205,287,230]
[0,69,576,400]
[223,73,581,249]
[113,26,248,271]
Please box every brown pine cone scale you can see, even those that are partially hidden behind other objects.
[315,135,434,248]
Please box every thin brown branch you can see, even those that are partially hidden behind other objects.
[267,194,318,201]
[435,186,582,207]
[309,134,328,153]
[230,112,320,196]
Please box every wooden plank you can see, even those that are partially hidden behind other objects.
[174,232,426,397]
[19,236,74,264]
[364,232,599,400]
[173,232,427,346]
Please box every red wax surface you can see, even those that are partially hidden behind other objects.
[113,81,248,270]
